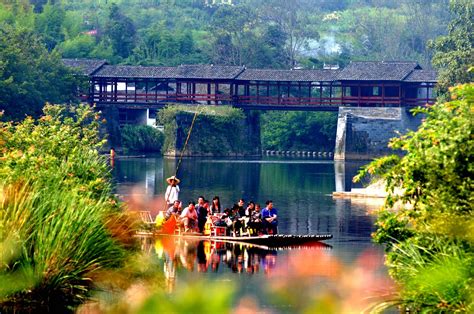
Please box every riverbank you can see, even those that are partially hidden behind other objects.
[332,180,388,199]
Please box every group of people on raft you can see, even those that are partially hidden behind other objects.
[164,175,278,236]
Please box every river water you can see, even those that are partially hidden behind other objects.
[110,156,394,313]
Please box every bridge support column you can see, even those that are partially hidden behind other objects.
[334,107,423,160]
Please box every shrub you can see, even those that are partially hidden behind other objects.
[0,104,132,306]
[355,83,474,311]
[121,125,164,153]
[158,104,257,156]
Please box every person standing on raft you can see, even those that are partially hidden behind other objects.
[165,176,180,206]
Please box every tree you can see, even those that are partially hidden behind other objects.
[104,3,136,59]
[0,24,79,120]
[354,83,474,311]
[34,2,66,51]
[430,0,474,92]
[59,34,96,58]
[260,0,319,68]
[209,4,257,66]
[261,111,337,151]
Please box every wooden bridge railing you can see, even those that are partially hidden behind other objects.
[86,92,436,108]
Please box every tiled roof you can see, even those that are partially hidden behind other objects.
[62,59,437,83]
[235,69,340,82]
[404,70,438,82]
[337,61,421,81]
[93,64,245,80]
[62,58,107,75]
[93,65,177,78]
[175,65,245,79]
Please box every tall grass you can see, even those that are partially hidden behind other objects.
[377,238,474,313]
[0,105,134,308]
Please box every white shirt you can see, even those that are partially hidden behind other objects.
[165,185,180,204]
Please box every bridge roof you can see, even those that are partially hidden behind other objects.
[337,61,422,81]
[93,64,245,80]
[62,58,107,76]
[93,65,176,78]
[404,70,438,82]
[235,69,340,82]
[62,58,437,83]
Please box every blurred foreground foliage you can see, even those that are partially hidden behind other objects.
[0,104,136,310]
[355,83,474,312]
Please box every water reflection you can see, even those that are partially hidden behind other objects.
[127,234,395,313]
[139,235,332,292]
[111,157,393,311]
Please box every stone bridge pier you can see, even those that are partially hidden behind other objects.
[334,107,423,160]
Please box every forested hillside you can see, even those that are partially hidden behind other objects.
[3,0,450,68]
[0,0,453,150]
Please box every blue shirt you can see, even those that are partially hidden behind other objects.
[262,207,278,220]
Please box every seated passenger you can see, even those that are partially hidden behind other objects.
[210,196,221,214]
[165,200,181,220]
[229,204,243,236]
[261,200,278,234]
[245,201,255,217]
[248,203,263,235]
[180,201,198,232]
[237,199,246,217]
[198,199,210,233]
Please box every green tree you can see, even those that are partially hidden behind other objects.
[260,0,320,68]
[104,3,136,59]
[34,2,66,51]
[261,111,337,151]
[430,0,474,92]
[59,34,96,58]
[209,4,257,66]
[0,0,35,29]
[354,83,474,311]
[0,24,79,120]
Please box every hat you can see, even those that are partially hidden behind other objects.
[166,175,180,184]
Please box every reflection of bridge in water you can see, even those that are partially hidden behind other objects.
[64,59,436,111]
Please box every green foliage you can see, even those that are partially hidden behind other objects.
[0,104,132,304]
[386,240,473,312]
[104,3,136,59]
[356,83,474,311]
[430,0,474,93]
[136,282,234,314]
[121,125,164,153]
[0,24,81,120]
[158,105,253,156]
[34,2,65,51]
[261,111,337,151]
[59,34,96,58]
[128,24,207,66]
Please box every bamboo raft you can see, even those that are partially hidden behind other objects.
[137,211,332,247]
[150,233,333,247]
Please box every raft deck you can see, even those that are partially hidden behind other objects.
[154,233,333,247]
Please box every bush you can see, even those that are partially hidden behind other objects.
[121,125,164,153]
[0,104,133,306]
[355,83,474,312]
[158,105,258,156]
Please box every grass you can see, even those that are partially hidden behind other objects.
[382,238,474,313]
[0,105,135,310]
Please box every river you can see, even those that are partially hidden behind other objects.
[108,156,394,313]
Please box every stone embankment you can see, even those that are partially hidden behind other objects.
[263,150,333,158]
